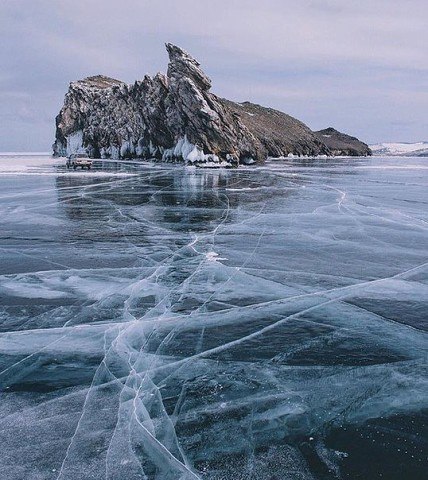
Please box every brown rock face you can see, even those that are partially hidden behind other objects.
[315,127,372,157]
[53,44,370,165]
[221,100,329,158]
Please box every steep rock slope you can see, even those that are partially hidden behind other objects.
[221,100,328,158]
[53,44,370,164]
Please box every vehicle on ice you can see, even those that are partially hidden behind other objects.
[66,153,92,170]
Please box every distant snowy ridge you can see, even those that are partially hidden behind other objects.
[370,142,428,157]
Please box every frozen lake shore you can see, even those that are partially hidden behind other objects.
[0,154,427,479]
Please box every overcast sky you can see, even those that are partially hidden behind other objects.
[1,0,427,151]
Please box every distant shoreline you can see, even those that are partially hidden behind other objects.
[0,152,51,156]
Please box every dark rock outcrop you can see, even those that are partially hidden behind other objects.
[53,44,371,165]
[315,127,371,157]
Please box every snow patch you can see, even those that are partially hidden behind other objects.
[205,251,228,262]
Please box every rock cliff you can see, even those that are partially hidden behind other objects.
[53,44,371,165]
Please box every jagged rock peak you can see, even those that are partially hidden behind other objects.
[166,43,211,90]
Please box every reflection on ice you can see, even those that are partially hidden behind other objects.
[0,155,427,479]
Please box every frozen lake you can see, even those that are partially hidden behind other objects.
[0,154,427,479]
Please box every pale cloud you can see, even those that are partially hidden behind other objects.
[0,0,427,150]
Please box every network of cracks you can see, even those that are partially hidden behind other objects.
[0,156,427,479]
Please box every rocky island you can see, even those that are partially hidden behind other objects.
[53,44,371,166]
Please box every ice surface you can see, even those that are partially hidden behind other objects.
[0,155,427,479]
